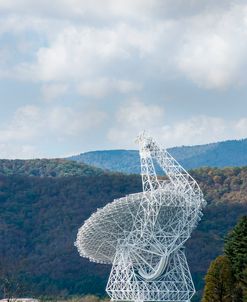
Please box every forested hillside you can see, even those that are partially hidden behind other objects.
[0,167,247,302]
[69,138,247,173]
[0,159,105,177]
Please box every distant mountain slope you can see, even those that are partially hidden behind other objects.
[69,138,247,174]
[70,149,140,174]
[0,158,105,177]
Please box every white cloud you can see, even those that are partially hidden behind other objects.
[47,106,106,136]
[77,78,141,98]
[42,83,68,101]
[0,143,40,159]
[158,116,228,147]
[2,2,246,91]
[0,0,243,21]
[19,25,127,81]
[158,115,247,146]
[0,0,247,92]
[176,5,247,88]
[108,100,247,148]
[0,104,106,158]
[21,23,160,82]
[0,105,42,142]
[108,99,165,145]
[235,118,247,138]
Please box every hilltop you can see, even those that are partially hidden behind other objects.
[0,158,106,177]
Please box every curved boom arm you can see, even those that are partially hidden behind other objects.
[137,132,202,199]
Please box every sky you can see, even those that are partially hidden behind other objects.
[0,0,247,159]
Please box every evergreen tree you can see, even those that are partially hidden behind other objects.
[241,268,247,302]
[224,216,247,279]
[202,255,235,302]
[224,216,247,301]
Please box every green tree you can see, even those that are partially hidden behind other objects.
[202,255,235,302]
[241,267,247,302]
[0,257,27,300]
[224,216,247,301]
[224,216,247,279]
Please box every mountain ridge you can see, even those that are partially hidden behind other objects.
[0,138,246,177]
[68,138,247,173]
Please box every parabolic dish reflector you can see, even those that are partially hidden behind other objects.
[75,188,201,265]
[75,192,142,264]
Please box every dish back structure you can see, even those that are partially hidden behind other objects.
[75,133,206,302]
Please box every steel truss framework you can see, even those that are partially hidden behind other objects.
[75,133,206,302]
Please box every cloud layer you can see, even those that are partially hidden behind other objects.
[1,1,247,88]
[0,0,247,157]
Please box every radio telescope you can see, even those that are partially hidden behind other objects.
[75,133,206,302]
